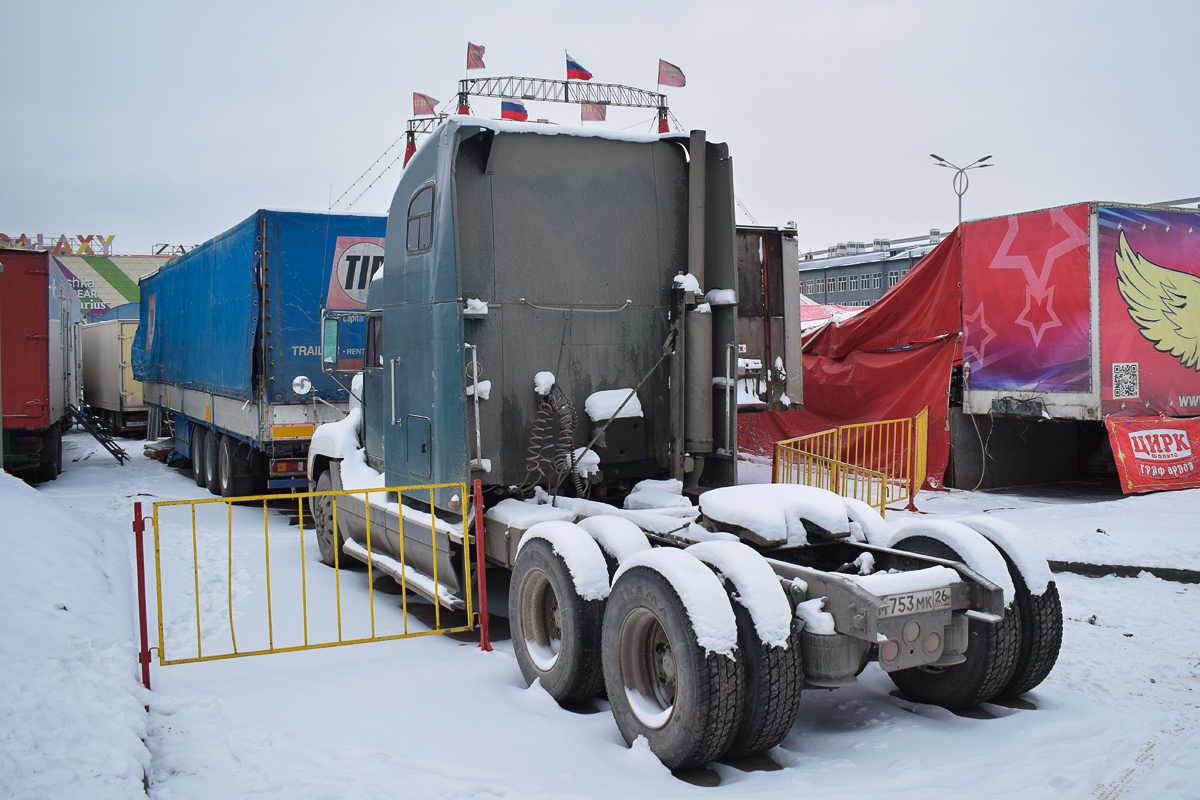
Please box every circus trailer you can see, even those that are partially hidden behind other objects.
[954,202,1200,492]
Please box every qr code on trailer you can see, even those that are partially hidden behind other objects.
[1112,362,1139,399]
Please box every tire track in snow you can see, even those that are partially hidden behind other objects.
[1092,716,1197,799]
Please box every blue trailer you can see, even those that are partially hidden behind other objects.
[132,209,386,495]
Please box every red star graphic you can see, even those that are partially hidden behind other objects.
[963,302,997,367]
[1015,285,1062,346]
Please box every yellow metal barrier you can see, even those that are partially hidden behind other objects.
[773,408,930,510]
[150,483,475,666]
[773,445,891,513]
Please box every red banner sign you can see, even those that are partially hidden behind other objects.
[1106,416,1200,493]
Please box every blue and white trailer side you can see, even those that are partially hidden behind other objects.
[132,209,386,494]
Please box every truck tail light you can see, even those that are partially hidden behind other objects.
[881,640,899,662]
[925,632,940,654]
[271,460,305,474]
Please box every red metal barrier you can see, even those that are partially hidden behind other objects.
[133,501,152,691]
[473,480,492,652]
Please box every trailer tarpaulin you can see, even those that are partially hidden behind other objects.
[1106,415,1200,493]
[741,232,963,486]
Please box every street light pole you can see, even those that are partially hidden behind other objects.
[930,154,993,227]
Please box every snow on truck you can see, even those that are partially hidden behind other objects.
[131,209,386,496]
[305,118,1063,769]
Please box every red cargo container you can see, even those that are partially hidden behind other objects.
[1,248,81,481]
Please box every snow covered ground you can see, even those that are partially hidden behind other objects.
[4,431,1199,798]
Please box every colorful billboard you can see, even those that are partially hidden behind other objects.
[1098,207,1200,417]
[1106,416,1200,493]
[961,204,1091,392]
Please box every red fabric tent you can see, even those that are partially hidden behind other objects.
[740,231,964,487]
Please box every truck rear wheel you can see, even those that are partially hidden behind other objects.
[603,561,743,771]
[217,435,255,498]
[311,470,351,568]
[888,535,1023,710]
[35,425,62,483]
[192,425,207,488]
[204,428,220,495]
[509,536,606,706]
[994,563,1062,701]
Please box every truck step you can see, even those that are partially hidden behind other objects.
[67,405,128,465]
[341,538,465,611]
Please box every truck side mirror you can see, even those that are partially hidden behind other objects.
[322,317,339,366]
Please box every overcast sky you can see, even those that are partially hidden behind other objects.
[4,0,1198,256]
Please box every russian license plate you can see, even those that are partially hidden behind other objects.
[879,587,952,618]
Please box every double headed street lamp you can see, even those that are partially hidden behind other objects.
[930,154,993,227]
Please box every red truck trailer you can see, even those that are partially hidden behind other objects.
[1,248,82,481]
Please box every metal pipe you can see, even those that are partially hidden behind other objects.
[687,130,707,287]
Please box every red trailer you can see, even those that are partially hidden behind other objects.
[1,248,82,481]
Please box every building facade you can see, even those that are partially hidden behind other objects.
[798,230,943,306]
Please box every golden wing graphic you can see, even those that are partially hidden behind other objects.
[1114,230,1200,371]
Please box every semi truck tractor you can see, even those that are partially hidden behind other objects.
[131,209,386,496]
[306,118,1062,770]
[1,247,81,482]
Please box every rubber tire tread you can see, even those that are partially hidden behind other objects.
[204,428,220,495]
[603,566,744,771]
[722,594,802,760]
[887,535,1023,710]
[192,426,207,487]
[35,426,61,483]
[994,562,1062,700]
[218,435,256,498]
[509,537,606,706]
[311,470,352,568]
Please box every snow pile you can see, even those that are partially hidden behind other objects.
[517,521,610,601]
[465,379,492,399]
[704,288,737,306]
[624,478,691,511]
[846,565,962,597]
[576,516,651,563]
[584,389,642,422]
[572,447,600,479]
[614,548,738,656]
[843,496,893,546]
[0,471,149,797]
[534,371,555,396]
[739,358,764,372]
[464,298,489,316]
[686,541,792,647]
[887,520,1015,605]
[673,273,701,294]
[693,302,711,314]
[485,498,576,528]
[956,515,1051,593]
[794,596,836,635]
[699,484,851,545]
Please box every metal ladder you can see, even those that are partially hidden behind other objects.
[66,405,129,465]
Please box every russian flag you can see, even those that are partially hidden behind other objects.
[566,52,592,81]
[501,99,529,121]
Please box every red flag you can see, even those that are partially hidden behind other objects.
[658,59,685,87]
[467,42,486,70]
[413,92,439,116]
[581,102,606,122]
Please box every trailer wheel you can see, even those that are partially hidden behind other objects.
[994,563,1062,700]
[217,435,255,498]
[887,535,1023,710]
[603,559,743,771]
[204,428,220,495]
[191,425,207,487]
[311,470,351,568]
[36,425,62,483]
[509,536,606,706]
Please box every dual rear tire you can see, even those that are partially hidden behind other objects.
[510,531,800,770]
[191,424,254,498]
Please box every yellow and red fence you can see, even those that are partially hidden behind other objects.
[772,408,929,512]
[132,480,491,687]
